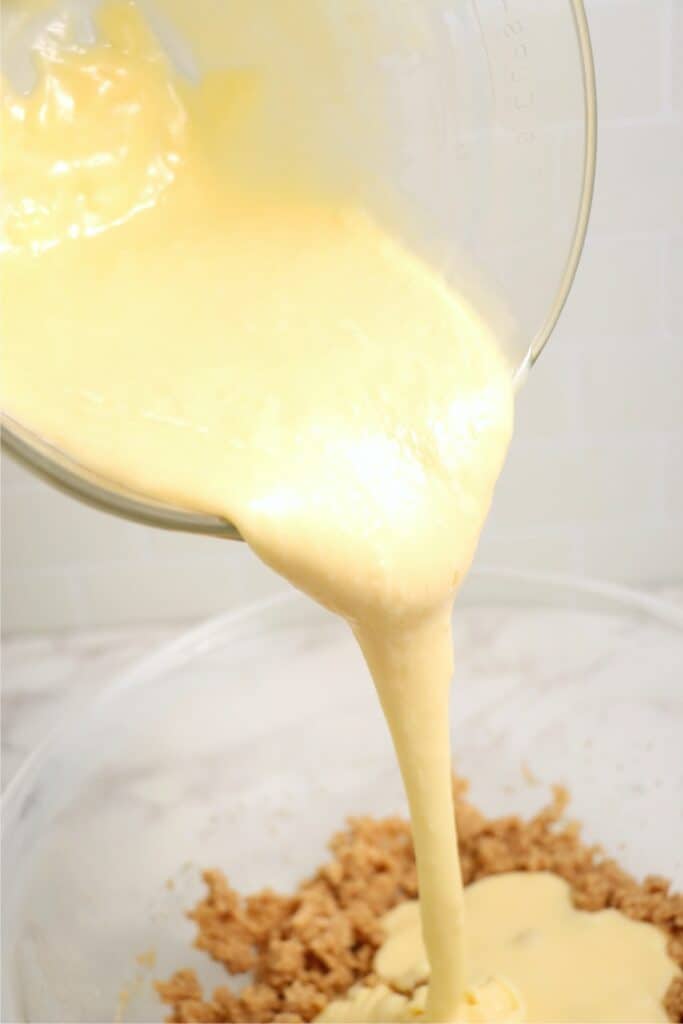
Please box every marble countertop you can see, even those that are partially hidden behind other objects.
[1,622,181,789]
[3,585,683,792]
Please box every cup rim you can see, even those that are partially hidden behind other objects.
[515,0,597,388]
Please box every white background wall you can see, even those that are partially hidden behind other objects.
[2,0,682,632]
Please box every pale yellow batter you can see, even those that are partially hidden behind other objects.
[322,873,678,1023]
[0,5,678,1021]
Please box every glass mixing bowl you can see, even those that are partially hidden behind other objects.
[2,571,681,1023]
[0,0,596,539]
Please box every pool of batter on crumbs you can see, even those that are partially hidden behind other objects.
[155,778,683,1023]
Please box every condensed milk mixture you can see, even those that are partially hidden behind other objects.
[1,5,679,1021]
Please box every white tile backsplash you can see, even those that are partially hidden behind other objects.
[653,431,683,522]
[575,334,683,433]
[585,119,683,237]
[1,481,141,570]
[665,239,683,336]
[558,235,664,339]
[587,0,667,119]
[489,437,587,531]
[512,334,582,438]
[2,566,83,632]
[72,546,287,628]
[673,1,683,114]
[476,522,585,579]
[578,521,683,583]
[2,0,682,631]
[0,467,289,630]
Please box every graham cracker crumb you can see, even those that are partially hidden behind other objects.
[157,779,682,1022]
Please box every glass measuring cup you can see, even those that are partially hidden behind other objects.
[0,0,596,540]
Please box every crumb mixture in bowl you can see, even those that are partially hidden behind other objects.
[157,779,683,1024]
